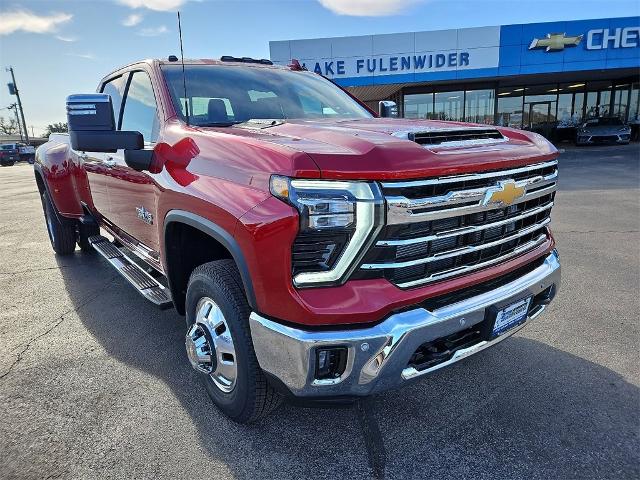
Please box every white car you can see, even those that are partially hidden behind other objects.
[1,143,35,163]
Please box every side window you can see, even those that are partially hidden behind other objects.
[121,71,160,143]
[100,74,128,126]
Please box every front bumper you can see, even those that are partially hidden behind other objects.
[250,250,560,398]
[576,134,630,144]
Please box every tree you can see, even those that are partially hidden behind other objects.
[44,122,68,136]
[0,116,19,135]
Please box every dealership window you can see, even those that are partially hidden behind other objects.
[523,85,558,137]
[585,81,613,119]
[556,84,585,127]
[434,91,463,121]
[496,88,524,129]
[629,83,640,122]
[464,89,495,124]
[557,92,573,126]
[403,93,434,119]
[612,84,630,120]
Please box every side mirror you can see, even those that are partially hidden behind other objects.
[66,94,143,153]
[379,100,398,118]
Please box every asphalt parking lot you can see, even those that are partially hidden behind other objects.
[1,144,638,480]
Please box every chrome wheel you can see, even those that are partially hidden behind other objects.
[185,297,237,393]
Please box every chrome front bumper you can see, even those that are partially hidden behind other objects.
[249,250,560,398]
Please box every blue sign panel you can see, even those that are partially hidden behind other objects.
[269,17,640,87]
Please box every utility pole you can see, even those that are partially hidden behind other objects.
[8,103,23,142]
[6,67,29,145]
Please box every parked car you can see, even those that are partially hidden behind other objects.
[576,117,631,145]
[0,144,19,166]
[2,142,36,163]
[34,57,561,423]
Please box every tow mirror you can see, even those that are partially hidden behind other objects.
[379,100,398,118]
[66,94,143,153]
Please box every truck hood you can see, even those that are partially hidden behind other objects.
[199,118,558,180]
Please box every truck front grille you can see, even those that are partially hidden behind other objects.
[358,160,558,289]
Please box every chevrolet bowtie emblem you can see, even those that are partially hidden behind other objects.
[484,180,526,207]
[529,33,583,52]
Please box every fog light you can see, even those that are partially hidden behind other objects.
[315,347,348,380]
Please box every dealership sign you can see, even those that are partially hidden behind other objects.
[270,25,501,81]
[270,17,640,85]
[585,27,640,49]
[306,52,471,76]
[529,27,640,52]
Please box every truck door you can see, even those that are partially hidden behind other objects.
[105,70,161,254]
[82,73,128,219]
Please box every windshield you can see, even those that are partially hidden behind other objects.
[585,117,623,126]
[161,64,372,126]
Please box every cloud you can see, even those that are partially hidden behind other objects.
[137,25,169,36]
[0,9,73,35]
[317,0,421,16]
[56,35,77,42]
[122,13,143,26]
[118,0,187,11]
[66,53,96,60]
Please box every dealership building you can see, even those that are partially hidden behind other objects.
[270,16,640,140]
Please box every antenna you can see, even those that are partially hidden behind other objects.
[177,11,189,126]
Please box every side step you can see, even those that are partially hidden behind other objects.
[89,235,173,310]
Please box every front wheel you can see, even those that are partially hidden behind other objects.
[184,259,281,423]
[41,191,76,255]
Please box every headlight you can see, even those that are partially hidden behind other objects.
[270,176,384,287]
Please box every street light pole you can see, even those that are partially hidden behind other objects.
[6,67,29,145]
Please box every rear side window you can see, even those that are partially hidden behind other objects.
[121,71,160,143]
[100,75,128,126]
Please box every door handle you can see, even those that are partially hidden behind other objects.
[104,158,117,168]
[79,152,88,161]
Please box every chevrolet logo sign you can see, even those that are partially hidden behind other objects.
[529,33,583,52]
[483,180,526,207]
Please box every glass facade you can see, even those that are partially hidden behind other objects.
[433,91,464,121]
[404,93,434,119]
[402,78,639,140]
[630,83,640,122]
[496,88,524,128]
[464,89,495,124]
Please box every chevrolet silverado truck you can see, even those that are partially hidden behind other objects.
[35,57,560,423]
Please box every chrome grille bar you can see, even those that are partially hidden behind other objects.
[362,217,550,270]
[380,160,558,189]
[386,172,557,224]
[395,234,548,289]
[357,159,558,289]
[377,202,554,247]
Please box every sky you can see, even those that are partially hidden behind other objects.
[0,0,638,136]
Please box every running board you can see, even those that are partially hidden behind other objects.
[89,235,173,310]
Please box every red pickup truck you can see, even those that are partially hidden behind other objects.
[35,57,560,423]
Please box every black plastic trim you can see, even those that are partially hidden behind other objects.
[163,210,257,309]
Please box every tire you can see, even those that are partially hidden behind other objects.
[77,221,100,252]
[41,191,76,255]
[185,259,281,423]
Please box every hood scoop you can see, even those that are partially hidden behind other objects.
[395,128,506,149]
